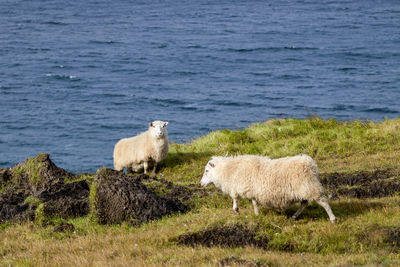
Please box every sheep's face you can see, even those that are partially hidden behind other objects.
[149,121,168,139]
[200,161,216,187]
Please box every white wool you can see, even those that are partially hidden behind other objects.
[201,154,336,222]
[113,120,169,174]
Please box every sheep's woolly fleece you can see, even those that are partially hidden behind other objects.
[201,154,336,222]
[113,120,168,174]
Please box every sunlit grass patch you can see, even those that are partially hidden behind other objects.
[160,117,400,185]
[2,117,400,266]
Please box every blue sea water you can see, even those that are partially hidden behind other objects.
[0,0,399,172]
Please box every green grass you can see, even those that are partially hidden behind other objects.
[161,117,400,184]
[2,117,400,266]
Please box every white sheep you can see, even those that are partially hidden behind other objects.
[113,120,169,175]
[200,154,336,222]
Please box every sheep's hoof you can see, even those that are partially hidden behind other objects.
[290,216,297,221]
[233,210,240,215]
[330,218,337,224]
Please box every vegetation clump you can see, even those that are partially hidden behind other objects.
[174,223,270,249]
[321,169,400,198]
[0,153,90,222]
[90,168,187,226]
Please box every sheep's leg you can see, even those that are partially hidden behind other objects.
[151,162,157,176]
[291,200,308,220]
[316,197,336,223]
[232,197,239,214]
[252,199,259,216]
[143,161,148,174]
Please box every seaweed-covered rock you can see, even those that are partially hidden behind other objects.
[91,168,187,226]
[0,153,90,222]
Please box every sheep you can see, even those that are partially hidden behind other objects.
[200,154,336,223]
[113,120,169,175]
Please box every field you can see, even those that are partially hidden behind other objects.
[2,117,400,266]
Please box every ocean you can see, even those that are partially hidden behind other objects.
[1,0,399,172]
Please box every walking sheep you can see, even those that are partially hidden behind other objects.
[200,154,336,222]
[113,120,169,175]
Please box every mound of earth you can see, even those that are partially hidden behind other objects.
[0,153,90,222]
[91,168,187,226]
[320,169,400,198]
[174,223,269,249]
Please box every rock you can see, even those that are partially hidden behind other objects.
[0,168,12,188]
[91,168,187,226]
[0,153,90,222]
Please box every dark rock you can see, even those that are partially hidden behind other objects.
[0,153,90,222]
[0,190,34,222]
[92,168,187,226]
[0,168,12,188]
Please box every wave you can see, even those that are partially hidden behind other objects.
[212,99,263,107]
[247,71,273,77]
[152,98,187,106]
[185,45,206,49]
[248,94,284,101]
[45,73,80,81]
[88,40,122,45]
[180,104,217,112]
[336,67,357,71]
[361,107,399,114]
[91,92,132,100]
[42,21,68,26]
[279,74,310,80]
[26,47,51,52]
[173,71,207,76]
[337,51,400,60]
[223,46,318,53]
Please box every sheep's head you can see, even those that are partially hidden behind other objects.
[149,121,168,139]
[200,160,216,187]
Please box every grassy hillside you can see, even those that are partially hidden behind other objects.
[2,117,400,266]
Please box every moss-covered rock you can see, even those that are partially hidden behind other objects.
[91,168,187,226]
[0,153,90,223]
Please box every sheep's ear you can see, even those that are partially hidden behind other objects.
[149,122,153,127]
[163,121,168,126]
[209,162,215,168]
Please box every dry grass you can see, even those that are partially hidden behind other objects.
[2,118,400,266]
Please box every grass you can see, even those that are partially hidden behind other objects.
[2,117,400,266]
[161,117,400,184]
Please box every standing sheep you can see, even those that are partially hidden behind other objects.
[113,120,169,175]
[200,154,336,222]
